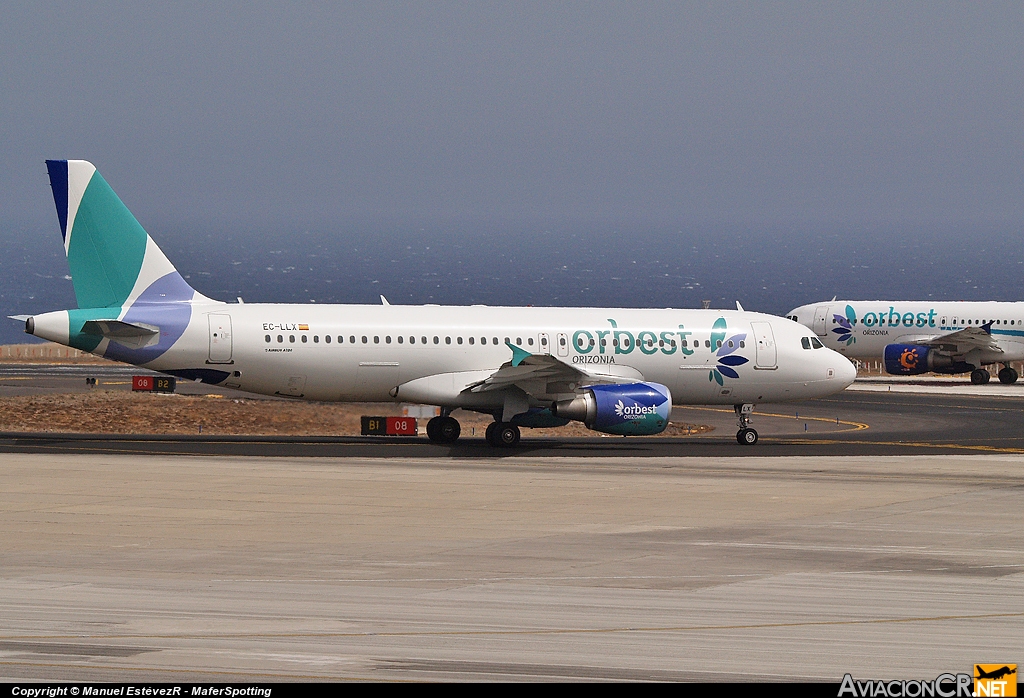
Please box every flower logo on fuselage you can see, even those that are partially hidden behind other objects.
[708,317,749,386]
[831,304,857,346]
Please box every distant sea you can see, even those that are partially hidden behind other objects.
[2,222,1021,346]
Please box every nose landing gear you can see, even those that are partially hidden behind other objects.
[735,404,758,445]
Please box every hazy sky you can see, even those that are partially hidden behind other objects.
[2,2,1023,230]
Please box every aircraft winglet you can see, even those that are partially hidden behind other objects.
[506,341,531,367]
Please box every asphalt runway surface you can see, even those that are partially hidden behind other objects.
[0,365,1022,681]
[1,362,1023,456]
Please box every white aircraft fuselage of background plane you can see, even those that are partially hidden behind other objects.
[18,160,857,446]
[787,300,1024,384]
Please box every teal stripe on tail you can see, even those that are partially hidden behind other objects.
[45,160,199,310]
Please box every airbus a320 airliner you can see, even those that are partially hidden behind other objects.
[788,300,1024,385]
[15,160,856,446]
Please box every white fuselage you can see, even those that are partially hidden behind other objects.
[33,302,857,408]
[787,300,1024,366]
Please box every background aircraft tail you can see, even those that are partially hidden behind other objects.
[44,159,205,309]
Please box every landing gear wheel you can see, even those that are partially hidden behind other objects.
[737,428,758,445]
[427,416,460,444]
[487,422,520,447]
[998,367,1018,384]
[971,369,991,385]
[485,421,497,444]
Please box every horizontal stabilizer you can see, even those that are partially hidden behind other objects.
[81,319,161,349]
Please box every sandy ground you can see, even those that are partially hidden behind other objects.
[0,389,712,437]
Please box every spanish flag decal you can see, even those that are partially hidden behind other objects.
[298,324,309,331]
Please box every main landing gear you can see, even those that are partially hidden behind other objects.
[485,421,521,448]
[971,368,991,385]
[998,365,1019,384]
[735,404,758,445]
[426,415,461,444]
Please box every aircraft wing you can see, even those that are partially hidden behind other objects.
[466,342,643,396]
[907,322,1003,355]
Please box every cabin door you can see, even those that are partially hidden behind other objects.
[750,322,778,369]
[208,314,233,364]
[812,306,829,336]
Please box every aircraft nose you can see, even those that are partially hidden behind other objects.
[832,351,857,388]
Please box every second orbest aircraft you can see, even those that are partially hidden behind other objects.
[788,299,1024,385]
[20,160,856,446]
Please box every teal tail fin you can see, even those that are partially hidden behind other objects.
[44,159,204,309]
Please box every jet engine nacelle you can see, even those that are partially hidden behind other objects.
[883,344,954,375]
[551,382,671,436]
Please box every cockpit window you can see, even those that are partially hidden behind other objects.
[801,337,811,350]
[810,337,824,349]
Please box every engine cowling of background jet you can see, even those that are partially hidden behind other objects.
[552,382,671,436]
[883,344,954,375]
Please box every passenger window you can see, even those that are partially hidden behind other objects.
[482,337,487,345]
[704,340,710,348]
[739,341,745,348]
[278,335,283,343]
[373,336,379,344]
[434,336,439,344]
[386,336,392,344]
[289,335,295,343]
[671,340,676,348]
[313,336,319,343]
[301,335,308,343]
[265,335,271,343]
[528,338,534,346]
[422,336,427,344]
[516,337,522,345]
[325,335,331,344]
[559,337,566,346]
[802,337,811,350]
[469,337,474,345]
[457,337,463,344]
[493,337,498,345]
[716,340,722,348]
[397,336,403,344]
[446,336,451,344]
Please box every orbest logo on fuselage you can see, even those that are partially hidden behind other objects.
[572,319,697,359]
[856,307,937,329]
